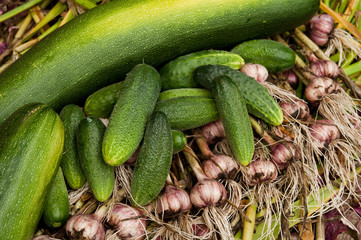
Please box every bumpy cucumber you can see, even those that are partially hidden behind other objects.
[160,50,244,90]
[231,39,296,73]
[0,0,318,124]
[194,65,283,126]
[155,96,219,131]
[0,103,64,240]
[172,130,187,154]
[102,64,161,166]
[59,104,86,189]
[77,117,115,202]
[212,75,254,165]
[130,111,173,206]
[158,88,213,102]
[84,82,123,118]
[42,167,70,228]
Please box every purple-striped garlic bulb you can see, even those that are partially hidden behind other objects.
[65,214,105,240]
[107,204,147,240]
[190,179,227,208]
[201,119,226,144]
[202,155,239,179]
[241,63,269,83]
[309,119,340,148]
[307,14,335,46]
[283,70,298,89]
[305,77,341,107]
[279,99,311,121]
[192,224,210,236]
[156,185,192,216]
[243,158,278,186]
[271,142,300,170]
[310,60,339,79]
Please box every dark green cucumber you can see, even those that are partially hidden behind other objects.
[0,103,64,240]
[77,117,115,202]
[84,82,123,118]
[172,130,187,154]
[231,39,296,73]
[59,104,86,189]
[158,88,213,102]
[212,75,254,165]
[160,50,244,90]
[131,111,173,206]
[194,65,283,126]
[42,167,70,228]
[102,64,161,166]
[155,96,219,131]
[0,0,319,124]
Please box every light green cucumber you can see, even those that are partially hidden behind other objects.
[160,50,244,90]
[0,103,64,240]
[158,88,213,102]
[59,104,86,189]
[77,117,114,202]
[172,130,187,154]
[193,65,283,126]
[102,64,161,166]
[155,96,219,131]
[84,82,123,118]
[42,167,70,228]
[212,75,254,165]
[131,111,173,206]
[231,39,296,73]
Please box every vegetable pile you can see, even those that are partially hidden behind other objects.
[1,0,361,240]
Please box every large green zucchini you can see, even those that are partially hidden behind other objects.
[0,103,64,240]
[0,0,319,123]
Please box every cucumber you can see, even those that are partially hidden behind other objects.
[194,65,283,126]
[212,75,254,166]
[160,50,244,90]
[102,64,161,166]
[155,96,219,131]
[130,111,173,206]
[77,117,115,202]
[0,103,64,240]
[84,82,123,118]
[231,39,296,73]
[59,104,86,189]
[172,130,187,154]
[158,88,213,102]
[42,167,70,228]
[0,0,319,124]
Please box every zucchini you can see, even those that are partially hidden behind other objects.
[158,88,213,102]
[102,64,161,166]
[77,117,115,202]
[212,75,254,165]
[59,104,86,189]
[154,96,219,131]
[130,111,173,206]
[160,50,244,90]
[231,39,296,73]
[0,103,64,240]
[193,65,283,126]
[84,82,123,118]
[172,130,187,154]
[0,0,319,123]
[42,167,70,228]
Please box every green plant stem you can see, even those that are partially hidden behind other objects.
[330,52,340,63]
[38,19,62,41]
[22,2,66,42]
[0,0,43,23]
[242,203,257,240]
[75,0,97,9]
[341,51,357,68]
[344,60,361,76]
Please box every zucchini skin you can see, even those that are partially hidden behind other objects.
[0,0,319,123]
[130,111,173,206]
[77,117,114,202]
[59,104,86,189]
[102,64,161,166]
[212,75,254,165]
[194,65,283,126]
[155,96,219,131]
[0,103,64,240]
[42,167,70,228]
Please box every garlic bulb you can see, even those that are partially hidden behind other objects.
[156,185,192,216]
[241,63,268,83]
[190,179,227,208]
